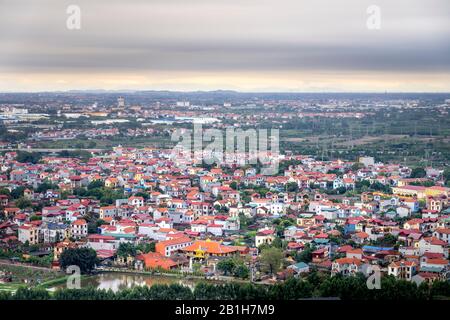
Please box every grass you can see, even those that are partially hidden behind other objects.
[0,283,23,292]
[0,263,65,290]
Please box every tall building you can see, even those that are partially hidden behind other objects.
[176,101,190,107]
[117,97,125,108]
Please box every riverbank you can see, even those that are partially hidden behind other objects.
[1,261,255,294]
[97,267,252,284]
[0,262,66,292]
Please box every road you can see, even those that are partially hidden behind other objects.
[0,259,55,272]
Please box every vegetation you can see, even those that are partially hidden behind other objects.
[0,274,449,300]
[59,248,98,274]
[15,151,42,164]
[259,247,284,275]
[217,258,250,279]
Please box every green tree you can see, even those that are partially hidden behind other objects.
[59,248,98,274]
[286,182,299,192]
[410,167,426,178]
[295,247,313,263]
[16,151,42,164]
[259,247,283,275]
[10,186,27,199]
[15,197,32,209]
[217,258,236,276]
[87,180,104,190]
[117,243,137,257]
[233,264,250,279]
[36,181,58,193]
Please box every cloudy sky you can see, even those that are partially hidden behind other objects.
[0,0,449,92]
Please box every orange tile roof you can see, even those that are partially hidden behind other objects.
[425,259,449,265]
[334,257,363,266]
[138,252,177,270]
[183,240,238,255]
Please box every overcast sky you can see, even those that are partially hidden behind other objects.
[0,0,449,92]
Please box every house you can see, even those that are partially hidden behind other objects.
[70,219,88,239]
[332,257,364,275]
[312,248,329,263]
[396,205,411,218]
[65,204,86,222]
[155,237,193,257]
[41,223,69,243]
[136,252,177,270]
[182,240,238,258]
[53,239,79,262]
[0,194,9,206]
[417,237,448,258]
[87,234,118,252]
[105,177,119,188]
[207,224,223,237]
[433,228,450,244]
[346,248,363,260]
[388,260,417,281]
[352,232,369,244]
[128,196,145,208]
[255,228,275,247]
[99,206,117,219]
[404,218,423,230]
[287,262,310,275]
[18,225,39,245]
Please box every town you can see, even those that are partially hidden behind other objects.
[0,92,449,300]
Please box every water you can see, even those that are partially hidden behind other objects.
[52,272,208,292]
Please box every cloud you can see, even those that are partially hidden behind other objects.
[0,0,449,91]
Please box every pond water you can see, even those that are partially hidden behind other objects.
[51,272,212,292]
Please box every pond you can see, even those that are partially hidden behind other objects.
[51,272,214,292]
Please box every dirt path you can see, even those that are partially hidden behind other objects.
[0,260,54,272]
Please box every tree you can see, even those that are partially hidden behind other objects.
[217,258,236,276]
[259,247,283,275]
[16,151,42,164]
[36,181,58,193]
[87,180,104,190]
[444,168,450,187]
[117,243,137,258]
[59,248,98,274]
[233,264,250,279]
[410,167,426,178]
[430,280,450,298]
[10,186,27,199]
[374,233,397,247]
[286,182,299,192]
[0,188,10,196]
[13,287,50,300]
[137,242,155,253]
[134,192,149,200]
[295,247,313,263]
[15,197,32,209]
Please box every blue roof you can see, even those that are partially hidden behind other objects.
[362,245,394,252]
[313,238,330,244]
[46,223,68,230]
[419,266,445,273]
[102,233,136,239]
[295,262,309,268]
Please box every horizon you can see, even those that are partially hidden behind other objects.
[1,0,449,92]
[1,89,450,95]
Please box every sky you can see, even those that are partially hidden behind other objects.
[0,0,449,92]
